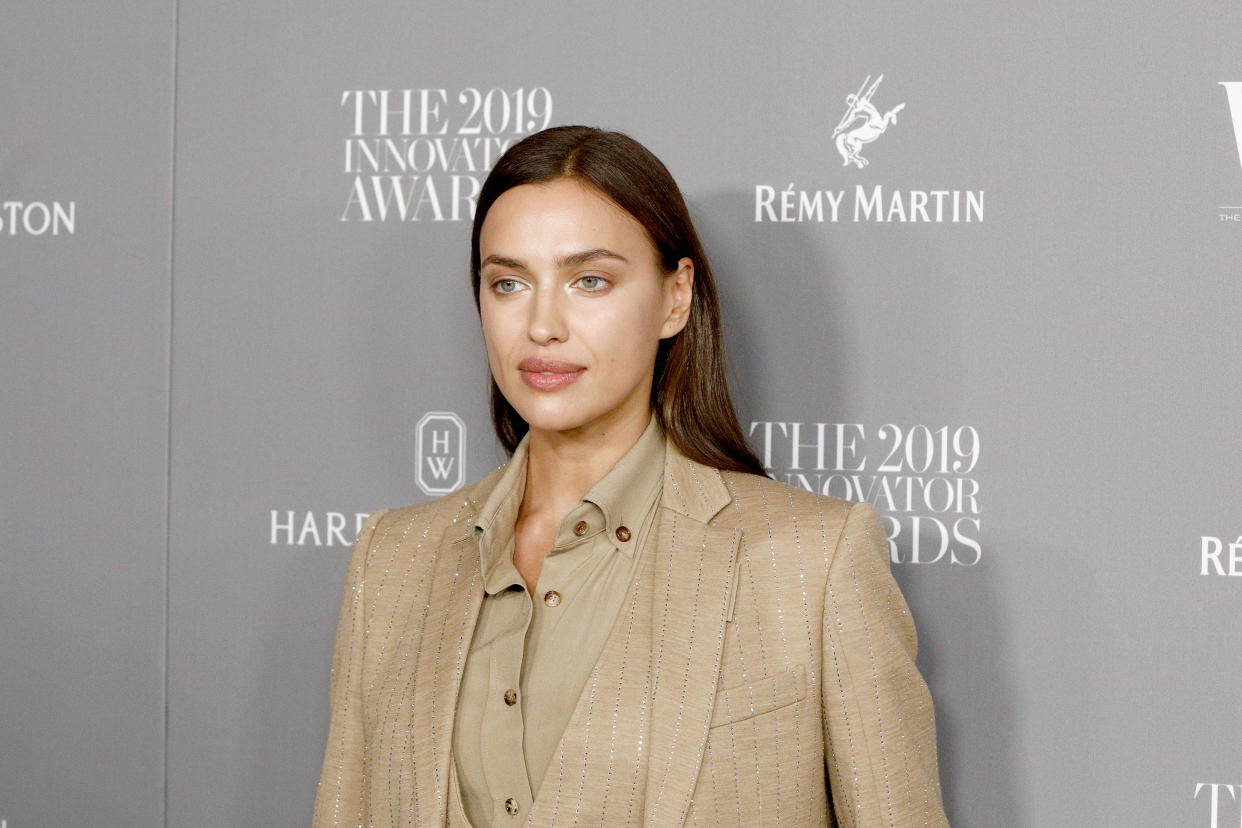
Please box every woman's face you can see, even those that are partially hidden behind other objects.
[478,177,692,439]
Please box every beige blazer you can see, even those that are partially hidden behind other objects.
[313,441,948,827]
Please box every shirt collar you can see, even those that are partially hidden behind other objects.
[473,413,666,595]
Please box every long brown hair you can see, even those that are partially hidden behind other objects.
[470,125,765,477]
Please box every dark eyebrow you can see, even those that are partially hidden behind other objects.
[558,248,629,268]
[480,248,630,271]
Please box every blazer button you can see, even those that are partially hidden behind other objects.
[573,520,588,536]
[505,797,520,815]
[615,525,631,542]
[503,688,518,706]
[543,589,562,607]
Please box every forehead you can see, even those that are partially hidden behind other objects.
[479,178,655,260]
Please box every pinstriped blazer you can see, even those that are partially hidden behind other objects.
[312,440,948,827]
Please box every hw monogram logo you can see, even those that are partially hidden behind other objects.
[1221,82,1242,175]
[833,75,905,169]
[415,411,466,495]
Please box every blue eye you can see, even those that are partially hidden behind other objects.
[578,275,606,291]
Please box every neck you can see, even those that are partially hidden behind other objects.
[521,405,653,523]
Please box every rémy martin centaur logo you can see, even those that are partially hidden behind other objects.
[833,74,905,169]
[754,73,984,223]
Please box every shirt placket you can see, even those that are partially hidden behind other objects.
[483,585,535,822]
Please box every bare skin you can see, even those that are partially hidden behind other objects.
[512,402,652,591]
[477,178,693,592]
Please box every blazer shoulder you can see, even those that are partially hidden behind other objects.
[716,471,891,587]
[375,461,507,536]
[719,469,856,528]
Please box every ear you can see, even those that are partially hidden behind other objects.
[659,257,695,339]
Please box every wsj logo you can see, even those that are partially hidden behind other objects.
[1217,82,1242,223]
[1,200,75,236]
[416,411,465,495]
[1200,535,1242,576]
[1221,82,1242,175]
[834,74,905,168]
[1195,782,1242,827]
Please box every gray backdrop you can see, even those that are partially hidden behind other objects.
[3,2,1240,826]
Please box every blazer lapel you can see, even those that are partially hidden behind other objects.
[522,515,658,825]
[408,472,503,825]
[642,447,741,827]
[520,444,741,827]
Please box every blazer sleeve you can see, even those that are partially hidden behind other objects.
[820,500,949,827]
[312,507,388,828]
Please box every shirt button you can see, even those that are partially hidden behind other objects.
[615,525,631,542]
[543,589,562,607]
[573,520,588,536]
[503,688,518,706]
[505,797,520,815]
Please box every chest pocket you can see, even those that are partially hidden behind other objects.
[709,663,807,729]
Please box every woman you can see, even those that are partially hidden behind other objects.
[313,126,948,827]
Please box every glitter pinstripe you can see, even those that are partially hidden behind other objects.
[313,444,947,827]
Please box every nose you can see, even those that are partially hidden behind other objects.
[527,287,568,344]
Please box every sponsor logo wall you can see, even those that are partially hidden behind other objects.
[2,6,175,827]
[3,3,1240,827]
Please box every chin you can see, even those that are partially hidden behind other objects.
[514,404,597,436]
[502,391,596,435]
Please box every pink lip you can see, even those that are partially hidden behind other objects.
[518,357,585,391]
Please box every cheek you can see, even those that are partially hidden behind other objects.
[588,294,665,368]
[479,302,512,351]
[478,308,513,379]
[623,290,668,342]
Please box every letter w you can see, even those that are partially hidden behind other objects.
[426,456,455,480]
[371,175,418,221]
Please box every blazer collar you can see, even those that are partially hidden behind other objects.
[660,439,733,525]
[459,432,733,534]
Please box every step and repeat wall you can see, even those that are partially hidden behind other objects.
[3,2,1240,826]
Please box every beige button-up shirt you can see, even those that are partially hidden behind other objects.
[451,414,666,827]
